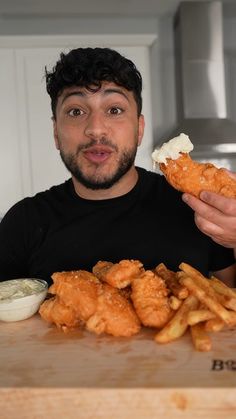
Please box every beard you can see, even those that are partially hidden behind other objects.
[59,139,138,190]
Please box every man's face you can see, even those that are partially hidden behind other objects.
[53,82,144,190]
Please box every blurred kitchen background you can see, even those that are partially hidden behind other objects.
[1,0,236,217]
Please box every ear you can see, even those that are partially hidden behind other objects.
[53,118,60,150]
[137,114,145,146]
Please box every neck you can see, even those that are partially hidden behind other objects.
[72,166,138,200]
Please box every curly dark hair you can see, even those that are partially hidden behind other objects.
[45,47,143,118]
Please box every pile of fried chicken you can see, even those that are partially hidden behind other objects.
[39,260,175,337]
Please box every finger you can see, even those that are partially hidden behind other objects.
[183,193,226,226]
[194,213,224,237]
[210,237,232,247]
[194,214,235,247]
[182,193,205,211]
[200,191,236,215]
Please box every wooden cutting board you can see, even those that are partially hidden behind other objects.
[1,314,236,418]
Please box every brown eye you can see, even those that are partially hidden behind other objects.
[108,107,122,115]
[68,108,84,116]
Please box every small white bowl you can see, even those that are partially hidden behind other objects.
[0,278,48,322]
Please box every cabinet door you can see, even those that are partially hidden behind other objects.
[15,48,69,197]
[0,50,23,216]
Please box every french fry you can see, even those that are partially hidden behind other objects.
[179,263,217,300]
[179,263,236,312]
[179,262,205,279]
[190,323,212,351]
[210,276,236,311]
[216,294,236,311]
[210,276,236,298]
[169,295,182,310]
[155,294,198,343]
[204,318,225,332]
[155,263,188,299]
[178,274,236,327]
[154,263,236,350]
[187,309,216,326]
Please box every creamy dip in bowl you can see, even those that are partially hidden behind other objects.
[0,278,48,322]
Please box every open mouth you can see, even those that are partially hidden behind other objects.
[83,147,113,164]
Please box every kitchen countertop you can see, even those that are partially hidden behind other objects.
[1,314,236,418]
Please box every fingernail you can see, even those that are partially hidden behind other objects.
[182,194,189,203]
[200,191,207,200]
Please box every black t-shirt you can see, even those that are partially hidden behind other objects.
[0,167,234,284]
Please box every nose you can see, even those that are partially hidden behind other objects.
[84,112,108,139]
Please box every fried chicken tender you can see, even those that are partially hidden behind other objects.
[131,270,173,328]
[92,259,143,289]
[49,270,101,321]
[86,284,141,337]
[160,153,236,198]
[39,296,80,330]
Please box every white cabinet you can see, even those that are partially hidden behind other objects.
[14,48,70,197]
[0,35,156,216]
[0,50,23,216]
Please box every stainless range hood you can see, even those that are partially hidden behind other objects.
[170,1,236,157]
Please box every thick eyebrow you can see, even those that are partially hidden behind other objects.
[61,91,84,104]
[102,88,129,102]
[61,87,130,104]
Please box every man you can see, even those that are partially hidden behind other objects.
[0,47,235,285]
